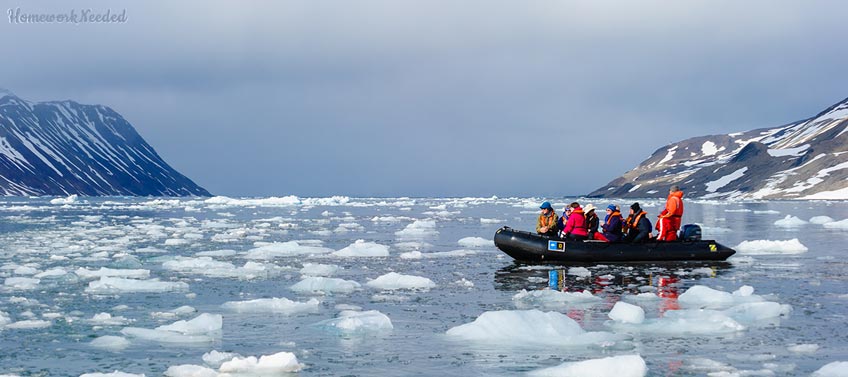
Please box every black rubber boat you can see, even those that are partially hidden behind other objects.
[494,226,736,263]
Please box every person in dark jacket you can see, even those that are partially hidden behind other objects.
[601,204,623,242]
[624,202,653,243]
[584,204,600,240]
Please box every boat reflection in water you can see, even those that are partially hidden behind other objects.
[494,262,734,324]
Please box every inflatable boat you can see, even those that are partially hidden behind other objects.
[494,226,736,263]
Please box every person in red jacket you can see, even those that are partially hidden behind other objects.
[561,202,588,240]
[656,185,684,241]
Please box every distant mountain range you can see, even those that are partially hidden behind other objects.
[589,96,848,200]
[0,89,209,196]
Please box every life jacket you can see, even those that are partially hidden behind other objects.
[605,210,622,225]
[628,211,647,229]
[666,191,684,217]
[539,211,557,228]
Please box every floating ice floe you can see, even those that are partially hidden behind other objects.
[527,354,647,377]
[446,309,626,348]
[222,297,320,315]
[608,302,645,324]
[787,343,819,353]
[774,215,808,227]
[202,350,242,369]
[121,313,222,344]
[5,319,51,329]
[809,216,835,224]
[608,285,791,336]
[194,250,237,257]
[87,313,132,326]
[75,267,151,280]
[399,249,477,259]
[34,268,68,278]
[734,239,808,254]
[480,218,504,224]
[365,272,436,290]
[319,310,393,334]
[300,263,340,277]
[513,289,602,309]
[218,351,304,374]
[90,335,131,351]
[49,194,78,205]
[80,371,144,377]
[85,277,189,294]
[332,240,390,257]
[457,236,493,248]
[812,361,848,377]
[395,219,438,239]
[568,267,592,277]
[163,364,216,377]
[4,277,39,290]
[162,257,280,280]
[151,306,197,319]
[290,276,360,294]
[244,241,333,259]
[823,218,848,230]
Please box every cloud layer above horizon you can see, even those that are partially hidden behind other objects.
[2,0,847,196]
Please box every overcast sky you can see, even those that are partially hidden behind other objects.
[2,0,847,197]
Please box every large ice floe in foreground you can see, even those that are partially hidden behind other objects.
[606,285,791,336]
[121,313,222,344]
[528,354,647,377]
[365,272,436,290]
[318,310,393,335]
[446,309,626,348]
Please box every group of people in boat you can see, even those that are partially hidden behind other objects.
[536,185,684,242]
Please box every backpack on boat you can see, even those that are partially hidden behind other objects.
[680,224,702,241]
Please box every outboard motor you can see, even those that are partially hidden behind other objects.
[680,224,702,241]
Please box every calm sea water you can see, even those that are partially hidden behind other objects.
[0,196,846,376]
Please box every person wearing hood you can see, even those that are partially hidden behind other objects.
[601,204,624,242]
[656,185,684,241]
[560,202,588,240]
[624,202,653,243]
[584,204,600,240]
[536,201,559,237]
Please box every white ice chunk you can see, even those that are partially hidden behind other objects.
[202,350,241,368]
[332,240,390,257]
[163,365,216,377]
[823,219,848,230]
[80,372,144,377]
[121,313,222,344]
[774,215,807,227]
[457,237,493,248]
[528,354,647,377]
[34,268,68,278]
[568,267,592,277]
[608,309,745,336]
[608,302,645,324]
[513,289,601,309]
[321,310,393,334]
[812,361,848,377]
[88,313,132,326]
[395,219,438,239]
[75,267,150,280]
[300,263,340,277]
[787,343,819,353]
[446,309,625,347]
[290,277,360,294]
[218,351,304,374]
[5,319,51,329]
[4,277,39,290]
[244,241,333,259]
[13,266,38,275]
[86,277,189,294]
[809,216,835,224]
[90,335,131,351]
[222,297,320,315]
[49,194,78,205]
[365,272,436,290]
[734,239,808,254]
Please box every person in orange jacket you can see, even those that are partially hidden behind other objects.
[656,185,684,241]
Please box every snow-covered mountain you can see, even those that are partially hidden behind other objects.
[0,89,209,196]
[589,97,848,200]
